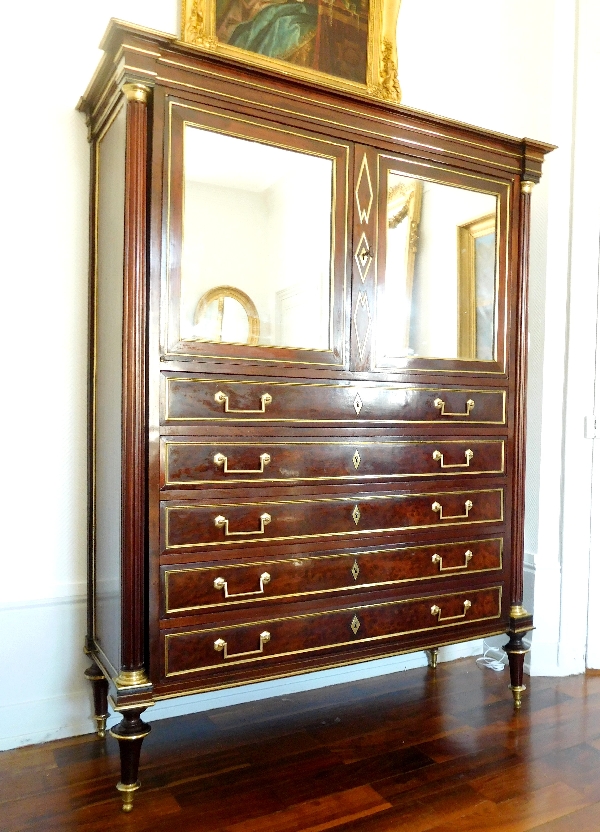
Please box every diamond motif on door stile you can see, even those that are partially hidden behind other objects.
[353,291,372,363]
[353,393,363,416]
[352,505,361,525]
[351,559,360,580]
[353,450,361,469]
[354,232,373,283]
[351,615,361,635]
[355,155,374,224]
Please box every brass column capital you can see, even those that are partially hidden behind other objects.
[122,82,152,104]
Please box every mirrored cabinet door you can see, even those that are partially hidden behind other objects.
[164,103,350,368]
[370,155,510,375]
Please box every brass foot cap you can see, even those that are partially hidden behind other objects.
[116,780,140,812]
[509,684,526,709]
[94,715,108,739]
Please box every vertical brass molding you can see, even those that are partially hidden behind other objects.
[86,136,99,653]
[511,179,535,612]
[120,82,152,686]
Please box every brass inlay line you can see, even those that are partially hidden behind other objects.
[164,586,502,676]
[154,62,527,168]
[167,101,347,365]
[163,438,505,486]
[163,538,504,613]
[156,625,509,697]
[165,379,507,424]
[164,489,504,549]
[356,154,374,224]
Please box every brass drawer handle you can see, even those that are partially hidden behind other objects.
[215,391,272,414]
[431,600,472,622]
[432,500,473,520]
[214,572,271,598]
[214,452,271,474]
[434,397,475,417]
[214,630,271,659]
[432,449,473,469]
[432,550,473,571]
[214,512,271,536]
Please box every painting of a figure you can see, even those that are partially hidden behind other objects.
[215,0,370,84]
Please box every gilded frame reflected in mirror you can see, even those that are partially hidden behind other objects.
[194,285,260,346]
[386,176,423,355]
[457,214,497,360]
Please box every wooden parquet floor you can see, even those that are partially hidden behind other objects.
[3,658,600,831]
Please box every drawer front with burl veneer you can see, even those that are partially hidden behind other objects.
[162,586,502,678]
[161,438,505,489]
[163,376,506,426]
[161,488,504,553]
[162,537,504,615]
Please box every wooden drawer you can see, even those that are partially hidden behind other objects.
[162,537,504,614]
[162,438,505,488]
[163,586,502,677]
[163,376,506,425]
[162,488,504,553]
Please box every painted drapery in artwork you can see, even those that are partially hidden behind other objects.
[216,0,370,83]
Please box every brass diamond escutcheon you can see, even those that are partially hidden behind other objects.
[353,393,363,416]
[351,615,361,635]
[353,450,361,469]
[352,504,361,525]
[351,559,360,580]
[354,232,373,283]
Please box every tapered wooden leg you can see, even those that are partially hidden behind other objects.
[427,648,439,669]
[503,631,529,708]
[84,663,109,738]
[110,708,151,812]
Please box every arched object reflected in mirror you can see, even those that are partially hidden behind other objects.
[193,286,260,346]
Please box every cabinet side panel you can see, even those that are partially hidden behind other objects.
[94,104,126,673]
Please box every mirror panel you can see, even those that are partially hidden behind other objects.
[180,125,334,351]
[379,172,499,363]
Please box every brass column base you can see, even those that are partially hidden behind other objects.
[427,648,439,669]
[116,780,140,812]
[94,715,108,739]
[510,684,527,709]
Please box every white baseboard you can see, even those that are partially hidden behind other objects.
[0,590,484,750]
[140,639,484,728]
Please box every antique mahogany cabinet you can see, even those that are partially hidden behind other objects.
[79,19,553,811]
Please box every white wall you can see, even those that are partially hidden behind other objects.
[0,0,595,750]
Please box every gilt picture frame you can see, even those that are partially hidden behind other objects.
[181,0,402,102]
[457,213,497,361]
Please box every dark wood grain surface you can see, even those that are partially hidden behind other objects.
[4,658,600,831]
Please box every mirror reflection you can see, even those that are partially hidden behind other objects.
[180,125,334,351]
[380,172,498,362]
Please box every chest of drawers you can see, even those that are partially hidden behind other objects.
[79,19,553,811]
